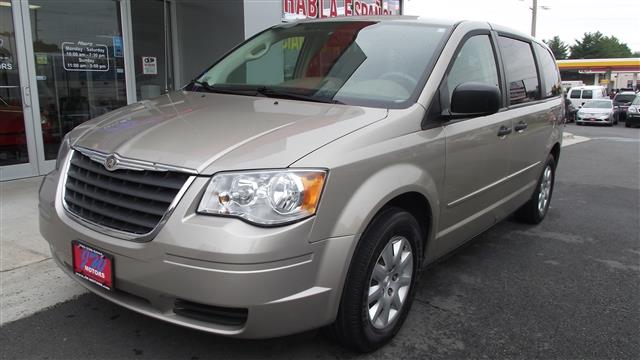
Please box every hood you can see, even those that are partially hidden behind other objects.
[71,91,387,174]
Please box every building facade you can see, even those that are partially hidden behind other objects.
[0,0,403,181]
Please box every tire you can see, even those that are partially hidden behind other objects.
[330,207,423,352]
[626,122,631,128]
[515,154,556,224]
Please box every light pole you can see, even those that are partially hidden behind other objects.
[521,0,551,37]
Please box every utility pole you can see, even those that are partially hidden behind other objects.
[531,0,538,37]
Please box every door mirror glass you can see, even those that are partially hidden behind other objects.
[450,82,501,116]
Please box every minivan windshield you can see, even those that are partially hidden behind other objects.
[582,100,612,109]
[632,96,640,105]
[190,21,451,108]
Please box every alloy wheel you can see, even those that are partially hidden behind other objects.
[367,236,413,329]
[538,165,553,215]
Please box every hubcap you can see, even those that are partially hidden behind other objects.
[367,236,413,329]
[538,165,553,215]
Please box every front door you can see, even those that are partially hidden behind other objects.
[0,0,39,180]
[434,33,512,253]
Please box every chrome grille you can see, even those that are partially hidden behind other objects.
[64,151,191,236]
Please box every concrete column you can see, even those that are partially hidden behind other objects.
[633,72,639,91]
[244,0,282,39]
[594,73,600,85]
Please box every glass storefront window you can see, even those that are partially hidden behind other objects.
[131,0,173,100]
[0,1,29,166]
[30,0,127,160]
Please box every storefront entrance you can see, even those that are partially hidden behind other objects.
[1,0,129,180]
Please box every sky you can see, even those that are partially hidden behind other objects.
[404,0,640,53]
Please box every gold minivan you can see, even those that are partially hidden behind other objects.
[40,16,563,351]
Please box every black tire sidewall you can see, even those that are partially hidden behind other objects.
[337,207,423,352]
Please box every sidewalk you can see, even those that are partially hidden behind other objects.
[0,177,85,325]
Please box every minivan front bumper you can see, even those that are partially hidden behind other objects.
[39,168,356,339]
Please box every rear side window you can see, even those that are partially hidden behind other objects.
[498,36,540,105]
[534,43,561,98]
[446,35,500,102]
[570,89,581,99]
[582,90,593,99]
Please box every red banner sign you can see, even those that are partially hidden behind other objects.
[283,0,401,20]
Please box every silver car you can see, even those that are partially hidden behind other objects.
[576,99,618,126]
[39,17,563,351]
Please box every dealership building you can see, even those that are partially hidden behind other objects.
[0,0,404,181]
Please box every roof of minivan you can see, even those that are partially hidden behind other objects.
[288,16,543,46]
[290,15,458,27]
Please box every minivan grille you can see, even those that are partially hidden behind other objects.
[64,151,191,236]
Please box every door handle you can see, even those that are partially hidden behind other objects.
[23,86,31,108]
[497,125,512,138]
[515,121,528,133]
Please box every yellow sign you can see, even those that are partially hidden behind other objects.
[600,79,609,84]
[36,53,48,65]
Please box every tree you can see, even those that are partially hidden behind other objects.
[543,36,569,60]
[569,32,633,59]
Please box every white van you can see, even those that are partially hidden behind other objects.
[568,85,608,108]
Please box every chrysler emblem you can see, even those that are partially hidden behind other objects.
[104,155,118,171]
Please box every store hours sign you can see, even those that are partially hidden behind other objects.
[62,41,109,72]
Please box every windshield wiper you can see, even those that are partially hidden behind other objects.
[255,87,344,104]
[191,81,344,104]
[191,80,259,96]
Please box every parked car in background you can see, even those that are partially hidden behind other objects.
[568,85,607,108]
[625,95,640,128]
[39,17,564,352]
[576,99,618,126]
[613,91,637,121]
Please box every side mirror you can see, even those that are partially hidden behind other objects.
[450,82,501,117]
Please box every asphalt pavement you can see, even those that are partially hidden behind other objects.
[1,124,638,360]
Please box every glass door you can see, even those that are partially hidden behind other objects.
[0,0,39,180]
[24,0,128,175]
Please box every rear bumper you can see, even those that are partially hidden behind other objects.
[39,169,357,339]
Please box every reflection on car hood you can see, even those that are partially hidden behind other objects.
[70,91,388,174]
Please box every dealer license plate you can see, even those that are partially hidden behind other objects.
[72,241,114,290]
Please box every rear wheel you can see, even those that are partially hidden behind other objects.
[330,207,422,352]
[515,154,556,224]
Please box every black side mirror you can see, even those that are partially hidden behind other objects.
[450,82,501,117]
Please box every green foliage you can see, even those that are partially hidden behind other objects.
[543,36,569,60]
[569,32,633,59]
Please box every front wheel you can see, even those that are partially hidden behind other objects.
[330,207,422,352]
[515,154,556,224]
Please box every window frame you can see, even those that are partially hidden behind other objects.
[422,29,506,128]
[496,32,543,108]
[532,42,562,100]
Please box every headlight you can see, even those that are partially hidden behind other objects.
[197,169,327,226]
[629,106,638,113]
[55,134,71,170]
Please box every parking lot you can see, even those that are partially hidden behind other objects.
[1,124,639,360]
